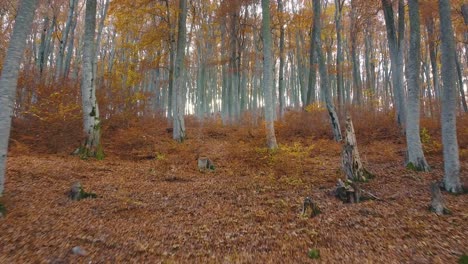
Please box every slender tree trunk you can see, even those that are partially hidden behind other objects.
[0,0,38,196]
[335,0,344,107]
[455,51,468,113]
[426,17,440,100]
[313,0,342,142]
[439,0,462,193]
[262,0,278,149]
[55,0,76,81]
[382,0,407,128]
[277,0,285,119]
[350,0,362,105]
[172,0,187,142]
[306,26,317,105]
[406,0,430,171]
[80,0,102,158]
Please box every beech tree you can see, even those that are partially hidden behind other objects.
[79,0,102,158]
[439,0,462,193]
[172,0,187,142]
[262,0,278,149]
[405,0,430,171]
[0,0,38,196]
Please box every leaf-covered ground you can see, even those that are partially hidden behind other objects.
[1,115,467,263]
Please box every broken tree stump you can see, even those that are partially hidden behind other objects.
[198,157,215,172]
[69,182,97,201]
[301,197,320,217]
[430,182,449,215]
[342,115,371,182]
[335,179,361,203]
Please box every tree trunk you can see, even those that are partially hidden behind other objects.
[405,0,430,171]
[55,0,76,81]
[438,0,462,193]
[80,0,102,158]
[334,0,344,107]
[342,116,368,182]
[172,0,187,142]
[313,0,342,142]
[261,0,278,149]
[382,0,407,128]
[350,0,362,105]
[0,0,38,196]
[277,0,285,119]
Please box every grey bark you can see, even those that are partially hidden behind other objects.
[425,17,440,100]
[0,0,38,196]
[405,0,430,171]
[172,0,187,142]
[455,51,467,113]
[334,0,344,107]
[382,0,407,128]
[306,24,317,105]
[55,0,76,81]
[261,0,278,149]
[438,0,462,193]
[80,0,101,156]
[277,0,285,119]
[350,0,362,105]
[313,0,342,142]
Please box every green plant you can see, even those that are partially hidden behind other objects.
[307,248,320,259]
[459,254,468,264]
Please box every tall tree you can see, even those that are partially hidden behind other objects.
[0,0,38,196]
[262,0,278,149]
[334,0,345,107]
[439,0,462,193]
[80,0,102,158]
[312,0,342,141]
[382,0,407,128]
[277,0,286,119]
[172,0,187,142]
[405,0,430,171]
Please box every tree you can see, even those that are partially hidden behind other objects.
[405,0,430,171]
[262,0,278,149]
[277,0,286,119]
[439,0,462,193]
[172,0,187,142]
[382,0,407,128]
[312,0,342,141]
[0,0,38,196]
[80,0,102,158]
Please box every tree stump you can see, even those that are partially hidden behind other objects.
[430,182,449,215]
[198,157,214,172]
[69,182,97,201]
[302,197,320,217]
[335,179,361,203]
[342,115,369,182]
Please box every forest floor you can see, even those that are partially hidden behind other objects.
[0,111,467,263]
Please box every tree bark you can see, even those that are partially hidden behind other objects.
[277,0,285,119]
[439,0,462,193]
[0,0,38,195]
[382,0,407,128]
[261,0,278,149]
[172,0,187,142]
[313,0,342,142]
[80,0,102,158]
[342,116,368,182]
[405,0,430,171]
